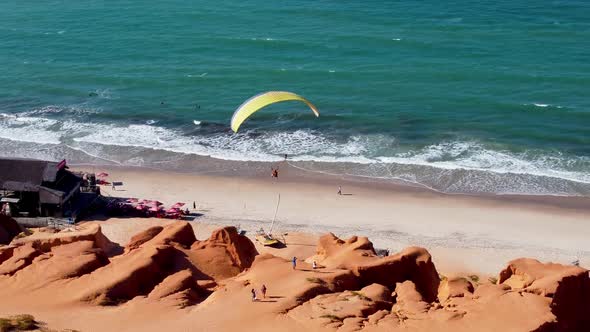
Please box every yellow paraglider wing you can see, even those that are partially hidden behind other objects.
[230,91,319,132]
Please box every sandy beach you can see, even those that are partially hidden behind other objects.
[75,164,590,275]
[1,162,589,331]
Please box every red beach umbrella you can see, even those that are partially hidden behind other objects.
[97,172,109,178]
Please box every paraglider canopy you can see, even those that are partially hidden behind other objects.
[230,91,319,132]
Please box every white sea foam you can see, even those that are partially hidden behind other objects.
[392,38,402,41]
[250,37,275,41]
[527,103,563,109]
[0,114,61,144]
[69,124,377,162]
[186,73,207,78]
[376,141,590,184]
[74,126,590,184]
[1,115,589,188]
[21,104,101,116]
[93,89,115,99]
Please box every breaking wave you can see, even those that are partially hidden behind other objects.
[1,113,589,196]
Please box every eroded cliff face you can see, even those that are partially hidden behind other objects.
[0,222,257,306]
[0,223,588,331]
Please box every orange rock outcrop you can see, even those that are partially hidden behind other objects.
[0,223,588,331]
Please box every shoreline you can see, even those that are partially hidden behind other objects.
[73,161,590,214]
[2,135,589,198]
[72,163,590,275]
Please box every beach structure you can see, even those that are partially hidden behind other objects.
[0,158,88,219]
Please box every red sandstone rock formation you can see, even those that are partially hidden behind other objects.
[186,226,259,280]
[0,224,588,331]
[437,277,474,303]
[144,222,196,247]
[10,223,115,253]
[500,258,590,331]
[0,242,41,276]
[313,233,440,302]
[125,226,163,252]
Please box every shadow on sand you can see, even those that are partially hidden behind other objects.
[298,268,332,274]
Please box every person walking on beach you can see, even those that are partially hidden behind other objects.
[112,183,116,191]
[193,201,196,210]
[271,167,279,178]
[251,288,257,301]
[337,186,342,195]
[292,256,297,270]
[261,284,267,299]
[312,260,317,269]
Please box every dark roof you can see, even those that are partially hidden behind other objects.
[0,157,60,192]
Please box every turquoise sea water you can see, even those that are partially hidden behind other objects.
[1,0,589,195]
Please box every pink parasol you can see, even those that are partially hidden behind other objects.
[172,202,185,208]
[135,205,146,211]
[166,208,180,213]
[126,198,139,203]
[149,206,160,212]
[96,172,109,178]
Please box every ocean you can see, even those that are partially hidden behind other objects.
[1,0,589,196]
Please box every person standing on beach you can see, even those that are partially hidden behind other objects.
[251,288,257,301]
[261,284,267,299]
[337,186,342,195]
[292,256,297,270]
[272,167,279,178]
[193,201,196,210]
[312,261,317,269]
